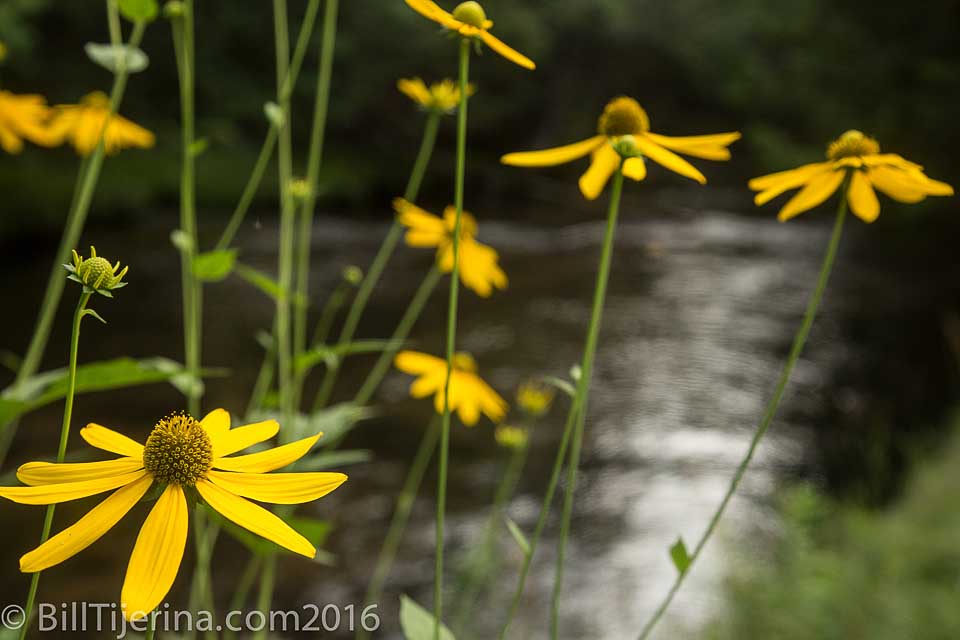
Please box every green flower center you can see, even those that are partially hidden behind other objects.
[143,413,213,486]
[598,96,650,136]
[453,1,487,27]
[77,256,116,289]
[827,129,880,160]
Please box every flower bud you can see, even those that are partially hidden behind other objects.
[452,1,487,28]
[516,380,555,418]
[65,246,129,296]
[163,1,185,18]
[612,135,642,159]
[342,265,363,286]
[495,424,528,450]
[290,178,312,202]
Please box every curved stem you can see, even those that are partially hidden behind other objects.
[636,190,848,640]
[215,125,278,251]
[434,37,470,640]
[19,290,91,639]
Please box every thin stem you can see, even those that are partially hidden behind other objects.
[246,318,278,419]
[252,552,276,640]
[224,556,262,640]
[19,290,91,640]
[310,280,351,348]
[358,417,441,640]
[435,36,470,640]
[315,112,441,409]
[636,189,849,640]
[550,168,625,638]
[215,125,278,251]
[144,614,156,640]
[349,267,442,409]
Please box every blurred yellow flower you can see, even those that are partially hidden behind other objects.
[394,350,508,426]
[45,91,155,156]
[501,96,740,200]
[516,380,555,418]
[398,77,476,114]
[0,91,57,154]
[394,197,508,298]
[405,0,535,70]
[749,129,954,223]
[495,424,528,450]
[0,409,345,619]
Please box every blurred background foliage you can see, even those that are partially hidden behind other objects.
[1,0,958,231]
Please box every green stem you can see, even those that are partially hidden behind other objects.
[636,188,848,640]
[314,112,440,410]
[246,318,278,419]
[144,614,156,640]
[310,280,351,348]
[550,169,624,638]
[253,552,276,640]
[358,417,441,640]
[19,290,92,640]
[224,556,262,640]
[435,37,471,640]
[349,266,442,409]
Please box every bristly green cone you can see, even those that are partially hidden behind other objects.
[64,246,129,297]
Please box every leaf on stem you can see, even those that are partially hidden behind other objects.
[669,537,691,574]
[399,595,456,640]
[84,43,150,74]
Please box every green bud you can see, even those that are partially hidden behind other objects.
[163,1,185,19]
[612,135,642,159]
[452,1,487,28]
[64,246,129,297]
[342,265,363,286]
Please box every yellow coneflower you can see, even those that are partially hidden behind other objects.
[405,0,535,70]
[398,77,476,114]
[394,198,508,298]
[394,350,507,426]
[502,96,741,200]
[0,409,346,619]
[516,380,555,418]
[749,129,954,223]
[0,91,57,154]
[45,91,155,156]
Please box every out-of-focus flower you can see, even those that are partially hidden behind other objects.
[394,350,507,426]
[495,424,528,450]
[749,129,954,222]
[516,380,555,418]
[45,91,155,156]
[398,77,476,115]
[0,91,57,154]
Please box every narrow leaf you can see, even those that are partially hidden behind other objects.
[504,516,531,556]
[117,0,159,22]
[669,537,691,574]
[84,42,149,73]
[193,249,237,283]
[399,595,455,640]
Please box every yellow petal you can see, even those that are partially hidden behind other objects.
[81,424,144,457]
[479,31,536,70]
[644,131,741,160]
[200,409,231,440]
[0,470,147,505]
[207,470,347,504]
[395,350,445,375]
[752,164,833,206]
[501,135,605,168]
[211,420,280,458]
[578,144,620,200]
[866,165,927,203]
[405,0,462,29]
[17,457,144,486]
[622,157,646,181]
[410,370,445,398]
[121,484,188,621]
[634,135,707,184]
[748,162,829,191]
[862,153,923,171]
[196,479,315,558]
[20,475,153,572]
[213,433,322,473]
[847,170,880,222]
[397,77,431,107]
[777,169,845,222]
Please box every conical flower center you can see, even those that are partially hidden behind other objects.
[598,96,650,136]
[453,352,477,372]
[453,1,487,27]
[827,129,880,160]
[81,91,111,109]
[143,414,213,486]
[76,256,115,289]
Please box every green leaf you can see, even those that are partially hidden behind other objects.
[249,403,370,446]
[286,516,332,548]
[669,537,691,574]
[117,0,159,22]
[399,595,455,640]
[188,138,208,157]
[170,229,193,253]
[82,308,108,324]
[294,340,404,374]
[235,263,285,301]
[84,42,149,73]
[263,101,285,127]
[291,449,372,471]
[504,516,531,556]
[193,249,237,283]
[208,508,332,559]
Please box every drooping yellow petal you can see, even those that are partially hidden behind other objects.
[862,153,923,171]
[81,424,145,458]
[410,370,446,398]
[0,470,147,505]
[501,136,605,168]
[211,419,280,458]
[643,131,741,160]
[748,162,829,192]
[20,475,153,572]
[213,434,322,473]
[479,30,536,70]
[578,144,621,200]
[200,408,231,440]
[622,157,646,181]
[777,168,846,222]
[395,350,446,375]
[207,470,347,504]
[847,170,880,222]
[751,163,833,206]
[405,0,462,29]
[395,198,446,246]
[866,165,928,203]
[455,238,508,298]
[17,457,144,486]
[634,135,707,184]
[195,479,315,558]
[121,484,188,621]
[397,78,432,107]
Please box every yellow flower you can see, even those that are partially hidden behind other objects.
[0,91,57,154]
[45,91,155,156]
[494,424,528,450]
[394,350,508,426]
[398,77,476,114]
[0,409,346,619]
[405,0,535,70]
[749,129,954,223]
[394,198,508,298]
[501,96,741,200]
[516,380,554,418]
[65,246,129,296]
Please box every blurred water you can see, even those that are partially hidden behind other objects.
[0,205,955,639]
